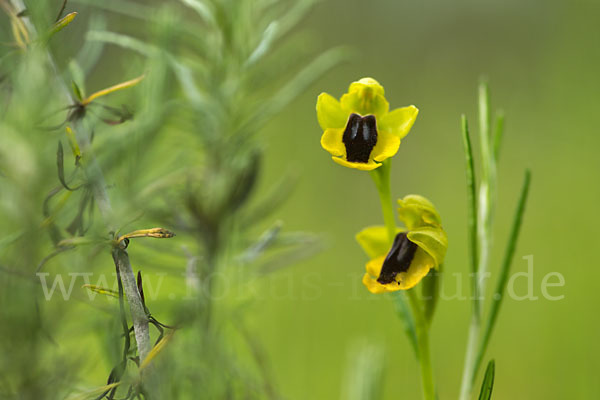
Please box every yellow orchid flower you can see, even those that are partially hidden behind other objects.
[316,77,419,170]
[357,195,447,293]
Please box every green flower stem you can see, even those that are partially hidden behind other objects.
[371,161,435,400]
[407,289,436,400]
[370,159,396,244]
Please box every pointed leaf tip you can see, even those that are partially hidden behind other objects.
[478,360,495,400]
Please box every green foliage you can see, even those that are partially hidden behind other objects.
[0,0,340,398]
[458,83,531,400]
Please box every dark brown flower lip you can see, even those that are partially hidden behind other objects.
[342,113,377,163]
[377,231,417,285]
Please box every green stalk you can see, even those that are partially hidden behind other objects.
[370,159,396,244]
[475,81,496,318]
[407,289,436,400]
[371,160,435,400]
[459,82,495,400]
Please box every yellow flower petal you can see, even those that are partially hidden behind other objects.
[320,128,345,157]
[397,194,442,230]
[316,93,347,131]
[371,131,401,162]
[365,255,386,277]
[356,226,389,259]
[332,156,381,171]
[407,227,448,268]
[356,225,404,259]
[340,91,389,119]
[316,77,419,171]
[362,273,389,294]
[348,77,385,97]
[379,106,419,139]
[396,248,434,289]
[363,258,402,293]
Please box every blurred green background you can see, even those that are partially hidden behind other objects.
[1,0,599,399]
[259,0,599,399]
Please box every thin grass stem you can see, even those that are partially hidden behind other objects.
[471,170,531,384]
[459,82,496,400]
[492,112,505,162]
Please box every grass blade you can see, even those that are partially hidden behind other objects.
[472,170,531,383]
[478,81,491,171]
[478,360,495,400]
[492,112,505,162]
[461,115,479,316]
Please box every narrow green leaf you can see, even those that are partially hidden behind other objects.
[71,80,83,101]
[257,232,323,276]
[271,0,315,41]
[48,12,77,37]
[140,330,174,370]
[137,270,146,309]
[66,382,120,400]
[238,221,283,264]
[461,115,479,316]
[492,112,505,162]
[86,30,155,57]
[82,284,118,298]
[57,141,70,190]
[74,16,107,74]
[56,141,80,191]
[246,21,279,67]
[180,0,216,26]
[86,29,210,111]
[478,80,492,179]
[478,360,495,400]
[391,291,419,358]
[472,170,531,383]
[478,80,491,143]
[57,236,98,247]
